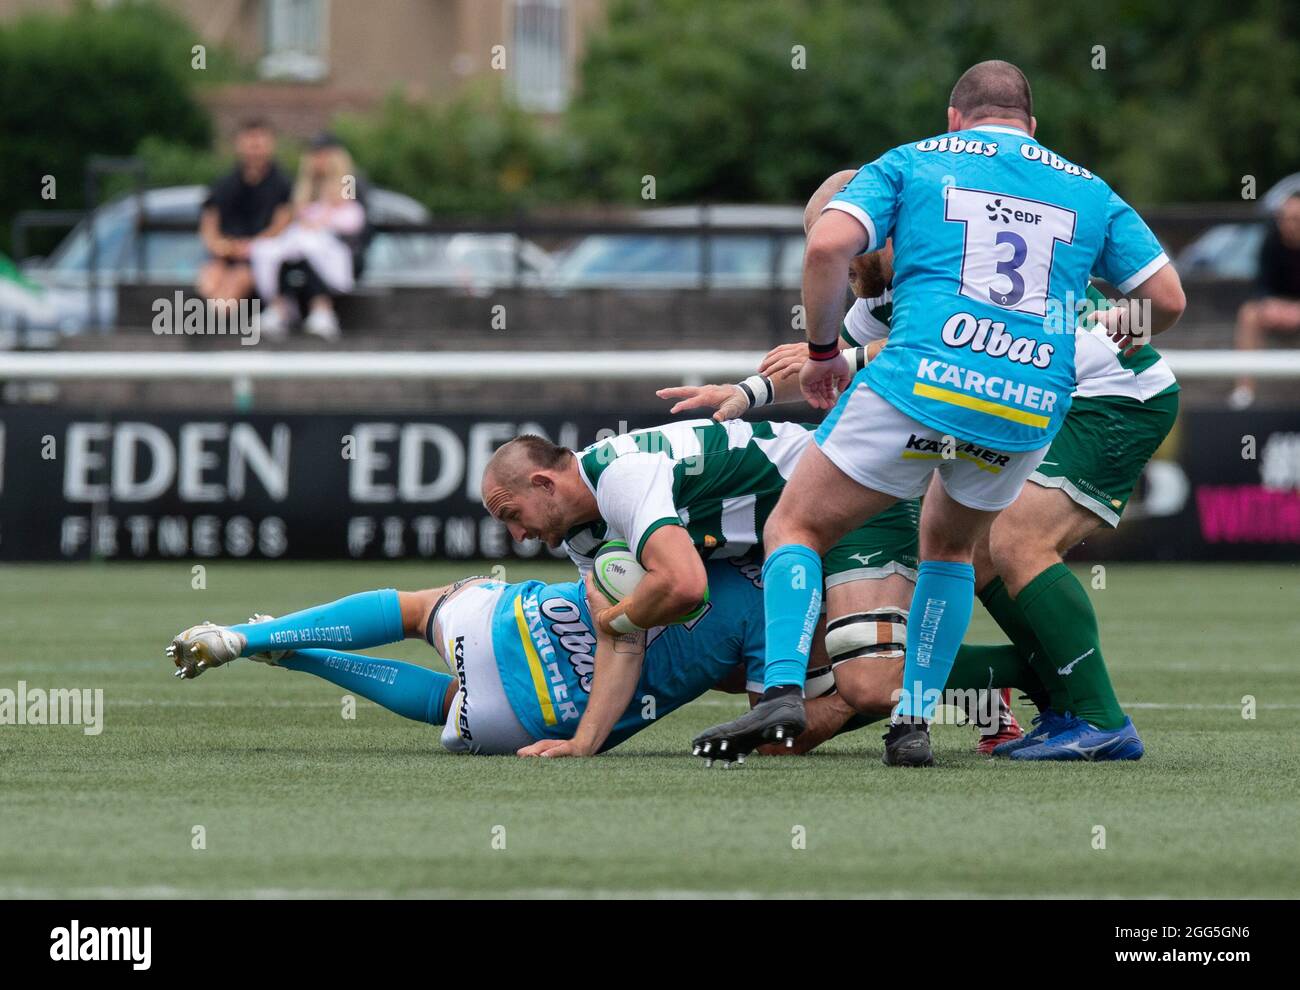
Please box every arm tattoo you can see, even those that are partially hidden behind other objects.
[613,631,644,654]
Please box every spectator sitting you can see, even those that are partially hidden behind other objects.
[251,133,367,340]
[1230,190,1300,408]
[197,118,292,316]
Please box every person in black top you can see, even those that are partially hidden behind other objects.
[197,119,293,314]
[250,133,369,339]
[1231,191,1300,408]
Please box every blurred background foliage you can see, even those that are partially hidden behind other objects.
[1,0,1296,249]
[332,87,581,216]
[0,0,237,254]
[570,0,1300,206]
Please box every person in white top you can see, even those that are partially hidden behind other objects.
[250,133,367,339]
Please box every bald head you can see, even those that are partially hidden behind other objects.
[485,435,570,488]
[949,60,1033,129]
[804,169,860,234]
[481,435,590,547]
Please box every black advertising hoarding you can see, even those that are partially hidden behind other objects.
[1077,407,1300,562]
[0,408,1297,562]
[0,410,622,562]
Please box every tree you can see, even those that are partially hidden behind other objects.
[0,1,217,254]
[567,0,1300,206]
[334,87,578,215]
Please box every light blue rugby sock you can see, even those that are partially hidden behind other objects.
[230,589,405,656]
[895,560,975,721]
[761,544,824,692]
[278,649,453,725]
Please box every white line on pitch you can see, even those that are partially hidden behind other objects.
[99,698,1300,712]
[0,883,1178,901]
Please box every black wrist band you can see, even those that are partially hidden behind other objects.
[807,339,840,361]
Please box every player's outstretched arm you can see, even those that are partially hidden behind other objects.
[656,383,755,421]
[518,573,646,758]
[656,340,886,421]
[760,338,886,381]
[656,376,801,421]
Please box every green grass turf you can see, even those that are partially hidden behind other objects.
[1,560,1297,899]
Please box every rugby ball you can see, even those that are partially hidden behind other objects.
[592,540,645,603]
[591,540,710,622]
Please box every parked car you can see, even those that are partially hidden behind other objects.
[1175,172,1300,281]
[1176,222,1267,281]
[547,205,805,290]
[365,229,554,294]
[18,185,554,331]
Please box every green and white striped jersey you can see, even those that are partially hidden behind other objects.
[1072,285,1178,400]
[564,418,813,573]
[840,289,893,346]
[839,283,1178,402]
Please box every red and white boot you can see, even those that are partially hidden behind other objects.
[976,689,1024,755]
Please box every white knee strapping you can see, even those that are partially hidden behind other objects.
[825,607,908,665]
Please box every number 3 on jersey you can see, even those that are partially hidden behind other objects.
[944,187,1077,317]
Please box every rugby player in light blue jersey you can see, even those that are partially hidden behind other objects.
[163,559,863,757]
[694,60,1185,767]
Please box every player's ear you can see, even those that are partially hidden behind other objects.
[1027,115,1037,137]
[531,471,555,494]
[947,106,961,132]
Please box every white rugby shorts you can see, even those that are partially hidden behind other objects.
[815,382,1048,512]
[433,582,535,756]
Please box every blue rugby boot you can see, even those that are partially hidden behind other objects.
[990,708,1078,758]
[1010,716,1144,762]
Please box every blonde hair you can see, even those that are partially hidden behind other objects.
[293,145,355,208]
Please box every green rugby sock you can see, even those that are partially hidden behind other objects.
[1015,563,1126,730]
[946,644,1044,695]
[978,577,1062,712]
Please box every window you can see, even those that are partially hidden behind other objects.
[511,0,569,112]
[260,0,329,81]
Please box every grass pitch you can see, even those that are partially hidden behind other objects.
[1,560,1297,899]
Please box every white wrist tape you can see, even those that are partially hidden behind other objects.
[609,611,643,634]
[735,374,774,410]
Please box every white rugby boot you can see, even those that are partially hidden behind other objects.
[167,622,247,679]
[167,614,291,679]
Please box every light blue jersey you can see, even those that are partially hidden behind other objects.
[828,126,1168,451]
[491,560,765,750]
